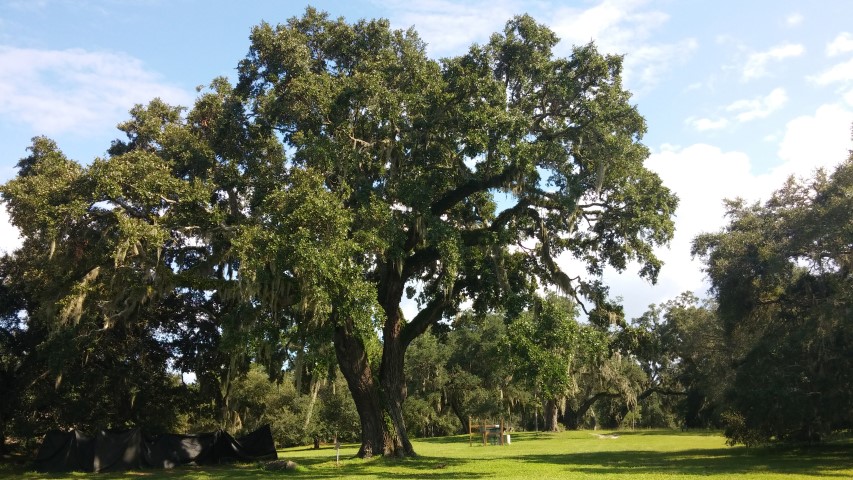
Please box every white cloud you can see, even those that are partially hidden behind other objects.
[844,89,853,107]
[598,143,758,318]
[0,204,22,255]
[0,46,192,135]
[550,0,669,50]
[385,0,694,93]
[549,0,696,92]
[383,0,517,57]
[742,43,804,81]
[810,57,853,85]
[726,87,788,122]
[826,32,853,57]
[774,103,853,181]
[785,13,803,27]
[0,45,192,256]
[600,103,853,319]
[685,116,728,132]
[622,39,698,92]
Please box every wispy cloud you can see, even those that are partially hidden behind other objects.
[845,89,853,107]
[688,88,789,132]
[549,0,696,92]
[810,58,853,85]
[621,39,698,92]
[685,116,728,132]
[549,0,669,50]
[742,43,804,81]
[0,46,191,135]
[383,0,695,93]
[382,0,518,57]
[726,88,788,122]
[826,32,853,57]
[785,13,803,27]
[3,0,49,11]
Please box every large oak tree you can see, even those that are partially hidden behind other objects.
[231,9,675,456]
[2,9,676,457]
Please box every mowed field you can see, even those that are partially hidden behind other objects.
[3,430,852,479]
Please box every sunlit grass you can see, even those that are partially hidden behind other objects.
[3,430,851,479]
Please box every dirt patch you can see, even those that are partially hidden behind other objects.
[263,459,299,471]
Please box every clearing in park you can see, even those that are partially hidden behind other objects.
[3,430,851,479]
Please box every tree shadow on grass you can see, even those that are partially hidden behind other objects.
[245,454,487,479]
[517,444,853,478]
[345,455,489,479]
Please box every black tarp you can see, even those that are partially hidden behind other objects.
[227,424,276,461]
[142,432,214,469]
[34,425,277,473]
[93,428,144,473]
[33,430,95,473]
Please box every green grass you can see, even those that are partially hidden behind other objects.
[3,430,852,479]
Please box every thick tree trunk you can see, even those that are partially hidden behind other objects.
[379,322,416,457]
[335,252,449,458]
[333,319,392,458]
[544,398,559,431]
[561,392,619,430]
[448,395,469,434]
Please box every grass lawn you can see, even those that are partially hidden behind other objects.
[3,430,851,479]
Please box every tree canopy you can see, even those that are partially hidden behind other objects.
[0,9,677,457]
[693,138,853,445]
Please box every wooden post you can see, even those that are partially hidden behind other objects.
[468,416,472,446]
[482,419,487,446]
[499,417,504,446]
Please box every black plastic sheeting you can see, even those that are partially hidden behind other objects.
[34,424,277,473]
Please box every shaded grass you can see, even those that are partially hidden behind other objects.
[2,430,851,479]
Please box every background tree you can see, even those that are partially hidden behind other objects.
[504,294,581,431]
[402,329,457,438]
[559,336,632,430]
[444,312,516,433]
[0,88,294,439]
[0,135,201,438]
[619,292,725,429]
[693,136,853,444]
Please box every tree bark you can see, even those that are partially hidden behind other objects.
[334,230,454,457]
[544,398,560,431]
[448,395,470,434]
[378,318,416,457]
[333,317,392,458]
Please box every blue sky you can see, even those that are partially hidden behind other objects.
[2,0,853,319]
